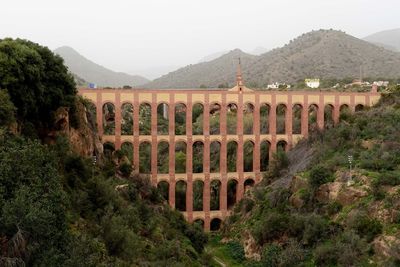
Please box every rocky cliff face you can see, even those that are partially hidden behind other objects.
[46,99,103,160]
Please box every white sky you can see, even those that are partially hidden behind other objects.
[1,0,399,77]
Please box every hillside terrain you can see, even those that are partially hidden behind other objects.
[145,29,400,88]
[55,46,149,87]
[0,39,211,266]
[217,87,400,266]
[363,28,400,52]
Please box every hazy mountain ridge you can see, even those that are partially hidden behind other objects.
[55,46,149,87]
[145,29,400,88]
[363,28,400,52]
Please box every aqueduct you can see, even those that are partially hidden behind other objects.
[79,72,380,231]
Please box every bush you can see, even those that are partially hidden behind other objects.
[309,165,334,189]
[226,241,245,262]
[119,162,132,177]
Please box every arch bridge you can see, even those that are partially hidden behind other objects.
[79,81,379,231]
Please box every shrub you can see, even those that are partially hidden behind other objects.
[226,241,245,262]
[309,165,334,189]
[119,162,132,177]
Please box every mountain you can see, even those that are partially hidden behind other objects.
[145,30,400,88]
[363,28,400,52]
[198,50,229,63]
[146,49,257,88]
[54,46,149,87]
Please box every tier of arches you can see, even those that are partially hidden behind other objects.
[102,139,287,174]
[95,101,363,136]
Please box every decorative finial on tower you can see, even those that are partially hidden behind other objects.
[236,57,243,87]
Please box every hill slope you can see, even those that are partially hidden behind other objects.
[363,28,400,52]
[220,88,400,266]
[145,30,400,88]
[55,46,149,87]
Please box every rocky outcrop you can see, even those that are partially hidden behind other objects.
[373,235,400,261]
[242,230,261,261]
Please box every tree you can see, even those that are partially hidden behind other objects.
[0,38,76,133]
[0,89,16,128]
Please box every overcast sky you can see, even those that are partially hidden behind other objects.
[1,0,399,78]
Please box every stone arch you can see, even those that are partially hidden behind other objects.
[210,141,221,173]
[243,102,254,135]
[244,178,255,193]
[227,141,238,173]
[340,104,351,122]
[103,142,115,160]
[210,102,221,135]
[157,103,169,135]
[276,104,286,134]
[175,141,187,173]
[121,142,133,162]
[227,179,238,209]
[139,141,151,173]
[193,180,204,211]
[103,102,115,135]
[210,217,222,231]
[121,102,133,135]
[260,140,270,171]
[175,180,187,211]
[355,104,364,112]
[324,104,334,129]
[139,103,151,135]
[157,181,169,202]
[175,103,186,135]
[308,104,319,132]
[277,140,287,153]
[292,104,302,134]
[193,141,204,173]
[157,141,169,174]
[192,103,204,135]
[243,140,254,172]
[227,103,238,134]
[210,179,221,211]
[260,103,270,134]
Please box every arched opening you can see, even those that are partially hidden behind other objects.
[340,104,351,122]
[227,179,238,209]
[121,142,133,163]
[193,219,204,229]
[324,104,334,129]
[243,103,254,135]
[139,103,151,135]
[193,141,204,173]
[157,103,169,135]
[139,142,151,173]
[175,141,187,173]
[243,140,254,172]
[227,141,238,173]
[103,102,115,135]
[210,180,221,210]
[175,103,186,135]
[244,178,255,193]
[192,103,204,135]
[277,140,287,153]
[308,104,318,132]
[210,218,222,231]
[121,103,133,135]
[292,104,302,134]
[276,104,286,134]
[260,103,270,134]
[193,180,204,211]
[210,103,221,135]
[210,141,221,173]
[157,141,169,174]
[103,142,115,160]
[227,103,238,134]
[260,140,270,172]
[355,104,364,112]
[175,180,187,211]
[157,181,169,202]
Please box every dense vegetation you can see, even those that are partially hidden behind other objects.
[222,87,400,266]
[0,38,209,266]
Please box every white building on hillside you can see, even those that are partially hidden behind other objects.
[305,79,320,88]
